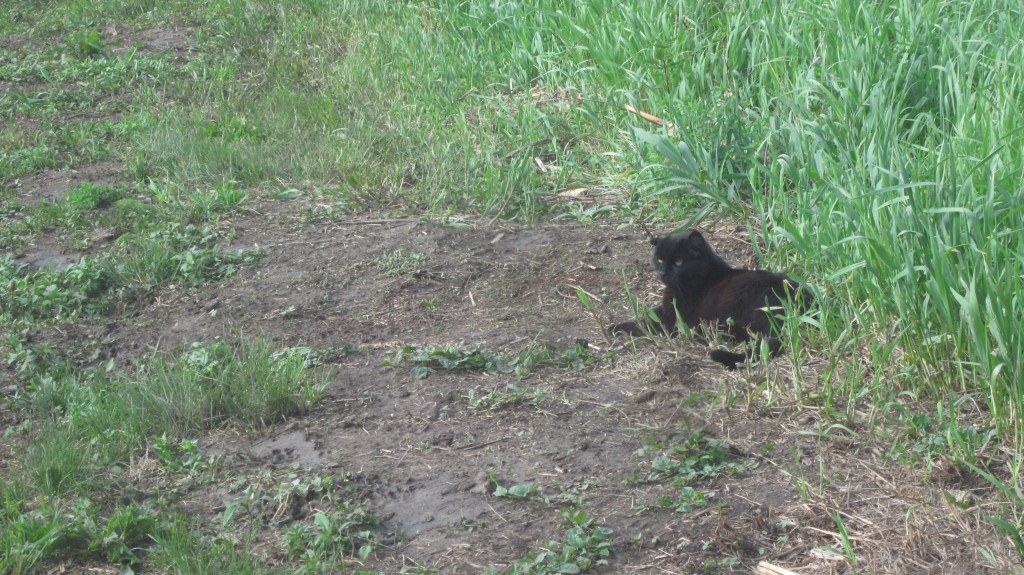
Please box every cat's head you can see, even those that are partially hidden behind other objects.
[650,230,725,285]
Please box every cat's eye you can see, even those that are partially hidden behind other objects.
[655,258,664,264]
[674,259,684,266]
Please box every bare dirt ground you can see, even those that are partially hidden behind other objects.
[9,185,1020,574]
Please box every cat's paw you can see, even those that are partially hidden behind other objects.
[608,320,645,337]
[709,349,745,370]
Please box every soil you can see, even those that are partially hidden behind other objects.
[4,155,123,204]
[107,25,195,59]
[10,193,1020,574]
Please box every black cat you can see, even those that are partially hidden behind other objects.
[610,230,813,369]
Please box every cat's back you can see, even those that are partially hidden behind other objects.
[695,268,804,326]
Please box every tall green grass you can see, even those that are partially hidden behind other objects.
[573,1,1020,449]
[394,0,1023,441]
[386,0,1022,442]
[128,0,623,214]
[1,337,327,571]
[618,0,1024,441]
[18,338,327,497]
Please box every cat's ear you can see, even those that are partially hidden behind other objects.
[685,230,708,251]
[649,235,662,247]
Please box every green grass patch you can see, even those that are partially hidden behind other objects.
[206,467,377,574]
[388,341,602,380]
[634,429,753,486]
[0,256,107,323]
[147,521,270,575]
[133,340,327,436]
[0,34,173,179]
[66,181,124,210]
[0,177,258,323]
[117,1,624,214]
[16,338,326,496]
[372,249,429,277]
[626,430,752,515]
[0,223,261,325]
[0,492,163,573]
[492,509,612,575]
[0,336,329,571]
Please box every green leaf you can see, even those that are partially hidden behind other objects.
[271,189,303,200]
[575,288,592,310]
[507,483,536,498]
[314,512,330,531]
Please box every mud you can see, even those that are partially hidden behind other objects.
[14,196,1015,573]
[5,159,123,204]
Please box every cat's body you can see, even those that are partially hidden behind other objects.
[610,230,813,369]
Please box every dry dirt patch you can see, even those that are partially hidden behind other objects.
[106,25,195,60]
[2,160,123,271]
[5,158,123,204]
[23,203,1018,574]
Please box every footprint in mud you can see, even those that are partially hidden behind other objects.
[379,473,490,537]
[250,430,324,466]
[269,447,296,464]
